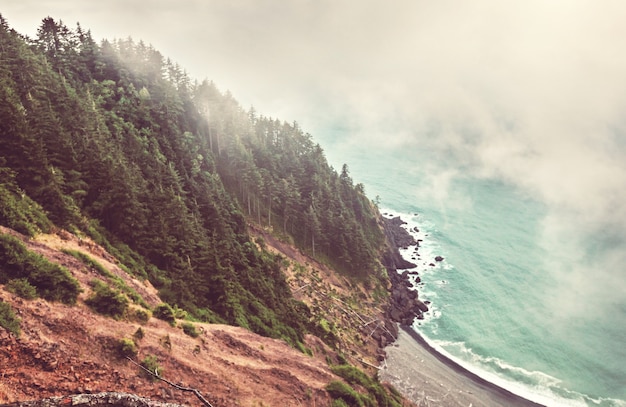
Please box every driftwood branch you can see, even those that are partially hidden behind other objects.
[126,357,214,407]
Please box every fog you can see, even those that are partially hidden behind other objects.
[4,0,626,315]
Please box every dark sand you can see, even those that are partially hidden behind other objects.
[379,326,545,407]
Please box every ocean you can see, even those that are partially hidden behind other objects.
[319,136,626,407]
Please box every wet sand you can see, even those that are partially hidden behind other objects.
[379,326,545,407]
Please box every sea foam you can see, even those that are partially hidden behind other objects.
[382,209,625,407]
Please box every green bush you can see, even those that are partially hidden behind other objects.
[296,341,313,356]
[331,364,403,407]
[326,381,364,407]
[85,280,129,319]
[0,233,81,304]
[0,181,52,236]
[133,308,151,324]
[133,327,145,341]
[331,364,372,387]
[153,303,176,325]
[140,355,162,381]
[5,278,38,299]
[63,249,149,310]
[62,249,110,277]
[181,322,199,338]
[116,337,138,358]
[0,301,20,337]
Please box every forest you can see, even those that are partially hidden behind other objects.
[0,15,387,346]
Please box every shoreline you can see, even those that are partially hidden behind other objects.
[379,212,546,407]
[379,326,546,407]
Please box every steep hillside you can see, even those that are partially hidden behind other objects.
[0,14,387,345]
[0,14,413,406]
[0,225,407,406]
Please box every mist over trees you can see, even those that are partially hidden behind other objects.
[0,15,385,344]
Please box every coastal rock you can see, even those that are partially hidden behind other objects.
[414,300,429,313]
[382,216,417,258]
[435,256,444,262]
[380,214,432,340]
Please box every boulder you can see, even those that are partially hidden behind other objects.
[414,299,429,313]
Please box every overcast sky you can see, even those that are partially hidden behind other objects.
[3,0,626,309]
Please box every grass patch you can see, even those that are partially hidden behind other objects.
[0,178,52,236]
[116,337,138,358]
[139,355,163,381]
[63,249,149,309]
[153,302,176,325]
[326,380,368,407]
[330,364,403,407]
[85,280,129,319]
[5,278,38,299]
[0,233,81,304]
[0,301,20,337]
[62,249,110,276]
[181,321,199,338]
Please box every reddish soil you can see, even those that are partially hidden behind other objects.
[0,226,404,406]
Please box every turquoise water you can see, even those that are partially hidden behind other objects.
[319,138,626,406]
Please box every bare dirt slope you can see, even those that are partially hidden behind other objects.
[0,228,344,406]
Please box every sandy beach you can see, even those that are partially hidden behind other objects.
[379,326,545,407]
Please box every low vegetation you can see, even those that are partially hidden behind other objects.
[0,301,20,337]
[140,355,163,381]
[0,233,81,305]
[5,278,38,300]
[62,249,149,309]
[330,364,404,407]
[116,337,138,358]
[153,303,176,326]
[0,173,52,237]
[181,321,200,338]
[85,280,129,319]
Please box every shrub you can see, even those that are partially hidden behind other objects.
[0,301,20,337]
[140,355,162,381]
[153,303,176,325]
[0,233,81,304]
[133,308,151,324]
[5,278,38,299]
[326,381,364,407]
[331,364,403,407]
[63,249,149,309]
[296,341,313,356]
[116,337,138,358]
[133,327,145,341]
[0,182,52,236]
[331,364,372,387]
[85,280,129,319]
[181,322,199,338]
[62,249,110,277]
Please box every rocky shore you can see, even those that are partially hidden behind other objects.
[373,215,432,351]
[377,215,546,407]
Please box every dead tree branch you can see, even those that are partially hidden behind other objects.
[126,357,214,407]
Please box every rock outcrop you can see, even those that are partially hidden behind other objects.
[2,392,186,407]
[381,216,417,271]
[380,215,430,344]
